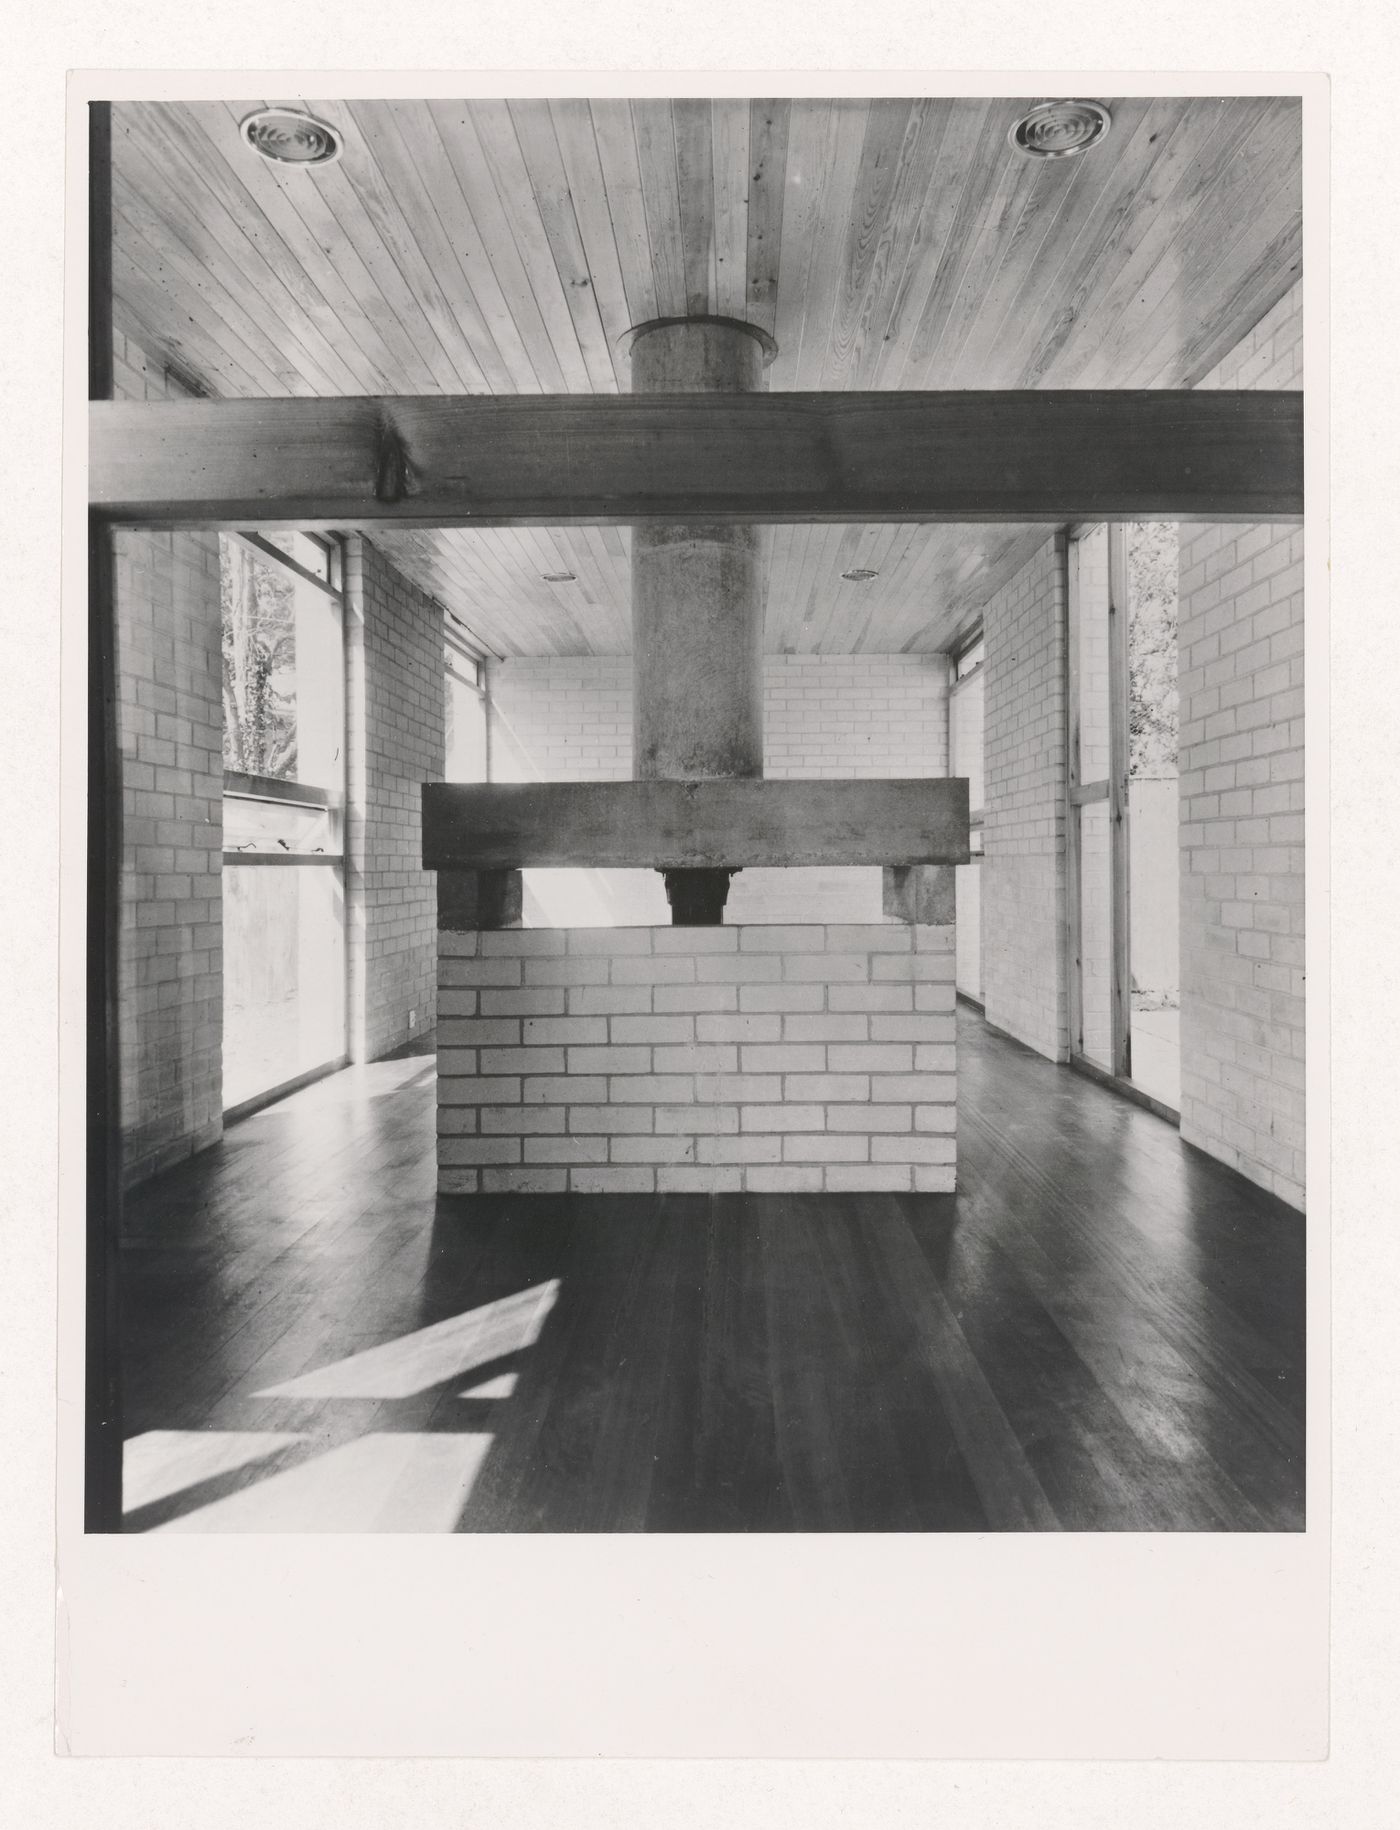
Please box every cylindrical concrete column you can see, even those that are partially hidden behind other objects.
[628,317,773,784]
[632,524,766,779]
[627,317,775,921]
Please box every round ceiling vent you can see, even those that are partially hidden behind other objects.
[240,108,344,167]
[1008,100,1112,160]
[841,568,879,583]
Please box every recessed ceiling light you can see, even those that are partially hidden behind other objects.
[1008,100,1112,160]
[240,108,344,168]
[842,568,879,583]
[540,572,576,584]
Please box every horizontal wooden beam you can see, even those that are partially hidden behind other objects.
[422,779,971,871]
[91,391,1302,529]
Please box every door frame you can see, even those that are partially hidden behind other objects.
[1064,521,1132,1082]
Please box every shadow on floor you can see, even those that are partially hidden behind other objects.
[118,1009,1306,1534]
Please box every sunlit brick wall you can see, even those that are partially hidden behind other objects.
[487,653,949,781]
[437,924,957,1194]
[981,533,1069,1061]
[1177,281,1305,1209]
[345,536,445,1062]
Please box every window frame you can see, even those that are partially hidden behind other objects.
[221,530,348,868]
[219,530,351,1117]
[1065,522,1133,1084]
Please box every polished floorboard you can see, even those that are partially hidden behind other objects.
[119,1008,1306,1533]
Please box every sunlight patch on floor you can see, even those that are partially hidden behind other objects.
[253,1280,560,1400]
[150,1431,495,1533]
[458,1371,519,1399]
[123,1429,310,1512]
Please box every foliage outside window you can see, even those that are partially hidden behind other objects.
[1125,521,1180,779]
[221,536,299,779]
[220,534,345,790]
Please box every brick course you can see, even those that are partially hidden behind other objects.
[437,924,957,1193]
[488,652,949,781]
[113,333,224,1188]
[981,534,1069,1060]
[1177,281,1305,1209]
[345,536,445,1061]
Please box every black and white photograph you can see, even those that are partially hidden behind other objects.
[2,0,1396,1800]
[82,88,1310,1543]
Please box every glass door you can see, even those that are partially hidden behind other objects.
[1067,524,1124,1075]
[220,532,348,1113]
[1066,523,1181,1111]
[1124,522,1181,1109]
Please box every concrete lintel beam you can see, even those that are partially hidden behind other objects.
[422,779,971,871]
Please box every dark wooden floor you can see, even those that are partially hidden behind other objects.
[119,1008,1306,1533]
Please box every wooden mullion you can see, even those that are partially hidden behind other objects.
[86,98,123,1533]
[1107,522,1133,1081]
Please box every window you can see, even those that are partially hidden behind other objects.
[220,533,348,1112]
[444,624,488,783]
[953,635,985,681]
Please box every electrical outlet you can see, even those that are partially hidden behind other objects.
[408,1009,416,1029]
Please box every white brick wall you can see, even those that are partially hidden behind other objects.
[487,654,950,926]
[764,655,951,779]
[1177,281,1305,1209]
[437,924,957,1193]
[345,536,445,1062]
[488,653,949,781]
[114,333,224,1188]
[981,534,1069,1060]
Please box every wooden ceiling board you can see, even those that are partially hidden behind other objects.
[865,98,993,392]
[424,99,575,392]
[709,101,750,322]
[833,101,951,391]
[112,216,282,397]
[584,103,657,332]
[201,103,433,391]
[744,101,790,336]
[1115,153,1304,391]
[547,100,638,372]
[353,100,536,392]
[788,100,871,390]
[110,95,1303,658]
[505,100,625,393]
[1026,100,1291,391]
[113,132,356,398]
[993,98,1224,393]
[631,99,689,321]
[1041,99,1295,392]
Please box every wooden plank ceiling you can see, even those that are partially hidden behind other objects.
[110,96,1302,656]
